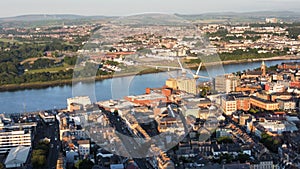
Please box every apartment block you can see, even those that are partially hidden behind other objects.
[0,130,32,154]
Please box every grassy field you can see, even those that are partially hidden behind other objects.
[25,64,72,74]
[0,38,22,43]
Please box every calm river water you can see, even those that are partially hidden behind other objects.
[0,60,297,114]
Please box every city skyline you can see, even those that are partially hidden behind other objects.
[1,0,300,18]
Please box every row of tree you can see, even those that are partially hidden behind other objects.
[31,140,50,169]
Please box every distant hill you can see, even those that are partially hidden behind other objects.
[0,14,117,28]
[1,11,300,27]
[176,11,300,22]
[0,14,111,22]
[111,13,189,26]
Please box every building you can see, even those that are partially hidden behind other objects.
[265,82,285,93]
[214,75,226,93]
[266,18,278,23]
[66,149,79,165]
[56,153,66,169]
[165,78,177,90]
[278,62,300,70]
[39,111,56,123]
[258,120,298,135]
[261,61,266,77]
[221,94,250,115]
[157,151,175,169]
[251,153,278,169]
[0,130,32,154]
[77,140,90,157]
[212,144,244,157]
[216,128,232,138]
[239,114,252,126]
[221,95,237,115]
[67,96,92,111]
[4,146,30,168]
[214,74,240,93]
[236,85,262,93]
[276,99,296,110]
[250,96,279,111]
[125,92,167,107]
[165,77,197,95]
[241,62,267,79]
[270,92,292,102]
[223,163,251,169]
[236,95,251,111]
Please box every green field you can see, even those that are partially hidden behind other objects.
[0,38,22,43]
[25,64,72,74]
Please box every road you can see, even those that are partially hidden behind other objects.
[46,121,60,169]
[36,120,60,169]
[101,108,155,169]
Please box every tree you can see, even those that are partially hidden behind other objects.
[113,110,119,116]
[75,159,94,169]
[31,149,47,169]
[260,132,282,153]
[248,108,258,114]
[0,163,4,169]
[64,56,77,65]
[217,136,234,144]
[237,153,250,163]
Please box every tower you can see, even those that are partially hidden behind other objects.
[261,61,266,77]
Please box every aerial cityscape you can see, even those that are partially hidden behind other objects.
[2,1,300,169]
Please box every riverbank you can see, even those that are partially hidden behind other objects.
[1,55,299,92]
[0,68,164,92]
[188,55,300,69]
[222,55,300,65]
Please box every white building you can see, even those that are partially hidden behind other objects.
[266,18,278,23]
[276,99,296,110]
[77,140,90,157]
[0,130,32,154]
[258,121,298,134]
[67,96,92,111]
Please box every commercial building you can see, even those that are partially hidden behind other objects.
[214,74,240,93]
[0,130,32,154]
[276,99,296,110]
[214,75,226,93]
[250,96,279,111]
[221,95,237,116]
[221,94,250,115]
[125,93,167,107]
[166,77,197,95]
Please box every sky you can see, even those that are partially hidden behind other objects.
[1,0,300,17]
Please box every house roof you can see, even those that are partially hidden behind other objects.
[5,146,30,166]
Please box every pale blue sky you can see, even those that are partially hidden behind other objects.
[1,0,300,17]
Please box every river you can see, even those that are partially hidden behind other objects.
[0,60,297,114]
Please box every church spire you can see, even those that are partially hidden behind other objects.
[261,61,266,76]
